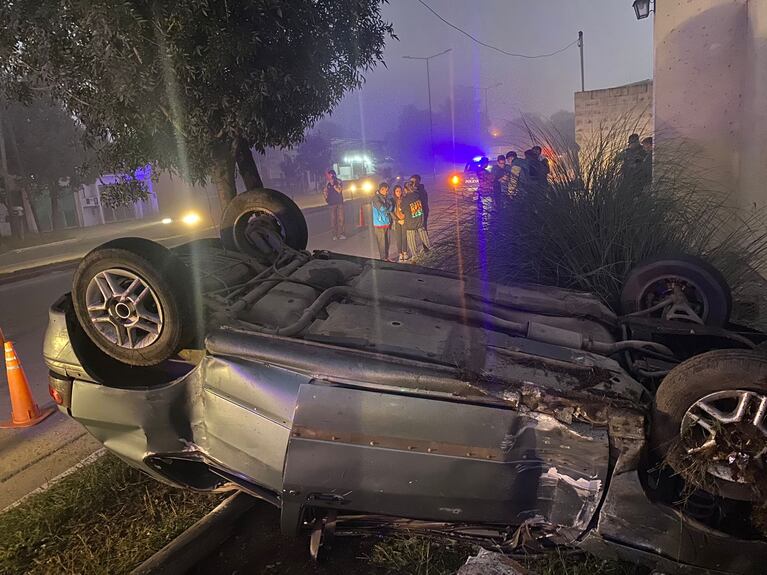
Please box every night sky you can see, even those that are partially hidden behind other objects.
[328,0,653,140]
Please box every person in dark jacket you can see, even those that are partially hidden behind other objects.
[531,146,550,185]
[506,150,525,195]
[490,155,510,206]
[391,184,408,262]
[323,169,346,240]
[475,156,493,198]
[409,174,429,230]
[371,182,393,260]
[402,181,430,259]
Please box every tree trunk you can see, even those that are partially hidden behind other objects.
[235,139,264,190]
[50,185,65,230]
[211,142,237,211]
[23,188,41,233]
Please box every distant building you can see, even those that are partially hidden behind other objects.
[574,80,653,151]
[330,139,393,181]
[76,170,159,227]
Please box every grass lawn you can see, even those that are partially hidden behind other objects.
[366,535,644,575]
[1,454,643,575]
[0,455,225,575]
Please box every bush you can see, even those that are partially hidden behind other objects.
[424,120,767,310]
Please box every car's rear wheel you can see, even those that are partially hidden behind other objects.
[620,255,732,326]
[72,237,197,366]
[220,188,308,260]
[651,349,767,501]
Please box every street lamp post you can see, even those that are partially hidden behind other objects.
[632,0,654,19]
[578,31,585,91]
[403,48,452,183]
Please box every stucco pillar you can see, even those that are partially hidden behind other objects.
[739,1,767,212]
[653,0,749,199]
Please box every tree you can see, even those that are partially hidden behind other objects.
[279,155,304,194]
[0,1,393,208]
[2,99,93,230]
[295,132,331,183]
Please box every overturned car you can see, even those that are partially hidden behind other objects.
[44,189,767,574]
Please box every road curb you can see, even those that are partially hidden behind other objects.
[0,259,79,286]
[130,490,257,575]
[1,448,107,513]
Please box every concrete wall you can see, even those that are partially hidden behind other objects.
[574,80,653,151]
[654,0,767,212]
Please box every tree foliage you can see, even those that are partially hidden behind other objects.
[295,131,331,181]
[0,0,394,206]
[1,99,93,228]
[98,175,150,210]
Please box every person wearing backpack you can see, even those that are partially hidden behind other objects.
[402,181,431,259]
[371,182,393,260]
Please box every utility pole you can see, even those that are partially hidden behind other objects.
[403,48,451,182]
[578,31,585,92]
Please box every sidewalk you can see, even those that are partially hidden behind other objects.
[0,220,217,278]
[0,191,353,279]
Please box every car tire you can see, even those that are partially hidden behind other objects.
[220,189,308,259]
[651,349,767,501]
[72,237,196,367]
[620,255,732,326]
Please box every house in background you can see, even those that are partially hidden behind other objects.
[76,168,159,227]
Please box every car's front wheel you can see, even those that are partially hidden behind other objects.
[652,349,767,501]
[72,238,197,367]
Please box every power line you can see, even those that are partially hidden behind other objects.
[416,0,579,59]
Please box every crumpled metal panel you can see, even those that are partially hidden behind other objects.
[592,472,767,574]
[68,369,201,484]
[198,356,307,491]
[283,383,608,538]
[579,415,767,575]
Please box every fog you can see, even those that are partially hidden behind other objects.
[323,0,653,157]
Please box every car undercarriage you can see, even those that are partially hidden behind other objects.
[43,189,767,574]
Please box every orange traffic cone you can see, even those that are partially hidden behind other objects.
[0,340,55,428]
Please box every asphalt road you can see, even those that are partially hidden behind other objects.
[0,188,454,509]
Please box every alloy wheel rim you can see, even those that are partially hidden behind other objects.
[85,268,164,349]
[681,389,767,484]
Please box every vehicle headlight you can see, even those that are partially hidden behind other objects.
[181,211,201,226]
[161,217,173,225]
[450,175,461,186]
[361,180,374,193]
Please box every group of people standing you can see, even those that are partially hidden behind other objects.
[371,175,431,262]
[477,145,552,204]
[618,133,653,181]
[323,169,431,262]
